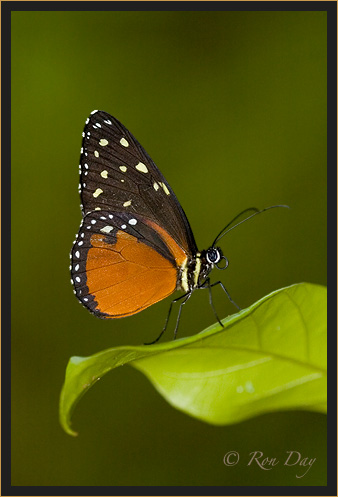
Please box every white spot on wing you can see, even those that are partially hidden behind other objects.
[153,182,159,191]
[121,224,127,229]
[119,166,127,172]
[120,137,129,147]
[135,162,148,173]
[129,218,137,225]
[123,200,132,207]
[93,188,103,197]
[99,139,108,146]
[100,226,114,234]
[162,183,170,195]
[94,150,99,157]
[101,170,108,179]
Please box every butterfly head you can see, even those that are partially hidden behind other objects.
[194,247,228,288]
[206,246,228,269]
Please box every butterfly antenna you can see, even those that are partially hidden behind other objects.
[212,205,290,247]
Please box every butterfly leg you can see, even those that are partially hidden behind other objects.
[199,277,224,328]
[209,280,241,311]
[173,292,192,340]
[199,278,241,326]
[144,292,190,345]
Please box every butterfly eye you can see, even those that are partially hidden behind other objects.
[206,248,221,264]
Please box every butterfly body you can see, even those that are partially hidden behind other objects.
[179,248,223,293]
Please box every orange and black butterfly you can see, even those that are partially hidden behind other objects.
[70,110,285,342]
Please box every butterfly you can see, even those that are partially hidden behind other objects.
[70,110,286,343]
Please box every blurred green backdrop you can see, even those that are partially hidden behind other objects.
[11,10,326,486]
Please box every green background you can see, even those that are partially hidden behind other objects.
[11,10,327,486]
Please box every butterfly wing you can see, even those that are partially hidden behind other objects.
[71,210,188,318]
[78,110,197,255]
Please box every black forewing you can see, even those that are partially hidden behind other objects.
[78,110,197,255]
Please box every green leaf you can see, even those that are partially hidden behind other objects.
[60,283,327,436]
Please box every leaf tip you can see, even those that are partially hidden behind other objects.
[60,415,79,437]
